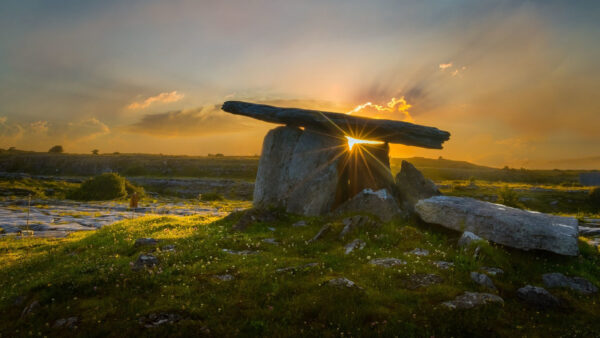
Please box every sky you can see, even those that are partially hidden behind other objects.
[1,0,599,169]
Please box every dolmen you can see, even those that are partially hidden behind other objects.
[221,101,579,256]
[221,101,450,216]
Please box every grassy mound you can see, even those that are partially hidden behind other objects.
[0,212,599,336]
[68,173,144,201]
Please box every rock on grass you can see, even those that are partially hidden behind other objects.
[542,273,598,295]
[442,292,504,310]
[517,285,559,308]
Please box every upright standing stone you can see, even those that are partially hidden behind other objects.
[253,126,347,216]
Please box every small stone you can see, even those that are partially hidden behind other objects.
[132,254,159,270]
[369,257,406,268]
[276,262,319,274]
[433,261,454,270]
[344,239,366,255]
[339,215,378,239]
[328,277,362,289]
[458,231,483,248]
[407,248,429,256]
[214,274,234,281]
[405,273,443,289]
[292,221,307,227]
[21,300,40,318]
[542,272,598,295]
[139,313,182,328]
[470,272,496,290]
[222,248,259,255]
[267,227,276,231]
[480,267,504,276]
[307,224,331,243]
[161,244,176,252]
[442,292,504,310]
[134,238,159,247]
[517,285,559,308]
[53,317,79,329]
[262,238,279,245]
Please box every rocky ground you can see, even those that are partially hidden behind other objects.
[0,199,237,238]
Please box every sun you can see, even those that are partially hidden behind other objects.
[345,136,384,151]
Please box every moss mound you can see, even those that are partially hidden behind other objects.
[68,173,143,201]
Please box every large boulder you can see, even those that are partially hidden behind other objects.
[415,196,579,256]
[253,126,346,215]
[395,160,440,211]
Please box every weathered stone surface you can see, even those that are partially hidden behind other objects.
[480,267,504,276]
[344,239,366,254]
[405,273,443,289]
[138,313,182,328]
[407,248,429,256]
[434,261,454,270]
[53,317,79,329]
[214,274,234,281]
[276,262,319,274]
[369,257,406,267]
[442,292,504,310]
[395,160,440,211]
[132,254,159,270]
[458,231,484,248]
[222,249,259,255]
[415,196,579,256]
[542,273,598,295]
[579,226,600,236]
[253,126,346,216]
[308,224,332,243]
[516,285,559,308]
[470,272,496,290]
[328,277,362,289]
[334,189,403,222]
[338,143,395,200]
[135,238,159,247]
[222,101,451,148]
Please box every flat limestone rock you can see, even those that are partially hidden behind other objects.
[442,292,504,310]
[415,196,579,256]
[542,272,598,295]
[254,126,346,215]
[222,101,451,148]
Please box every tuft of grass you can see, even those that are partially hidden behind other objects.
[498,185,520,208]
[67,173,144,201]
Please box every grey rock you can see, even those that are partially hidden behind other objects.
[480,267,504,276]
[21,300,40,318]
[292,220,307,227]
[415,196,579,256]
[334,188,403,222]
[542,272,598,295]
[53,317,78,329]
[344,239,366,254]
[405,273,444,289]
[339,215,378,239]
[161,244,176,252]
[442,292,504,310]
[139,313,182,328]
[222,249,258,255]
[458,231,483,248]
[135,238,159,247]
[470,272,497,290]
[214,274,234,281]
[369,257,407,267]
[308,224,332,243]
[277,262,318,273]
[222,101,451,148]
[433,261,455,270]
[407,248,429,256]
[579,226,600,236]
[132,254,159,270]
[262,238,279,245]
[253,126,345,216]
[395,160,441,211]
[276,262,319,274]
[517,285,559,308]
[328,277,362,289]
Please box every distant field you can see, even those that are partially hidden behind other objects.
[0,152,597,185]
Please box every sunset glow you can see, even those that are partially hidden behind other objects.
[345,136,384,151]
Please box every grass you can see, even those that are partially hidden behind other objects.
[1,211,599,337]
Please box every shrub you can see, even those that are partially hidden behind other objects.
[589,187,600,210]
[92,149,99,155]
[48,145,63,153]
[68,173,143,201]
[498,185,519,207]
[199,192,224,201]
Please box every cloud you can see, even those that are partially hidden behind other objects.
[439,63,452,70]
[346,97,414,122]
[0,116,24,140]
[127,91,184,110]
[126,105,253,137]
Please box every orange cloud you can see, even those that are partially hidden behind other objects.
[347,97,414,122]
[127,91,184,110]
[439,63,452,70]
